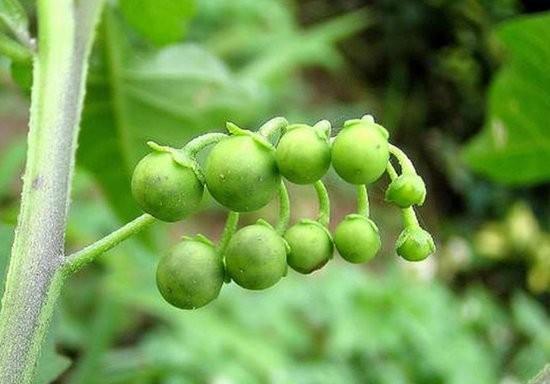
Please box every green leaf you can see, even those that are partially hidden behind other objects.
[78,10,260,221]
[119,0,196,45]
[0,0,29,43]
[462,13,550,185]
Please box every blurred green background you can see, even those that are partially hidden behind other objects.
[0,0,549,383]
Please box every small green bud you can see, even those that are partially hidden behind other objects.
[332,117,390,185]
[284,220,333,274]
[156,236,224,310]
[334,214,381,263]
[276,124,331,184]
[395,226,435,262]
[385,174,426,208]
[131,143,204,222]
[225,222,287,290]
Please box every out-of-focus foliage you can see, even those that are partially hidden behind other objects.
[474,203,550,293]
[463,12,550,184]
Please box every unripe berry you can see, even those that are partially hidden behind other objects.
[276,124,331,184]
[395,226,435,261]
[225,221,287,290]
[205,134,280,212]
[332,118,389,184]
[385,174,426,208]
[334,214,381,263]
[284,220,333,274]
[156,236,224,310]
[131,144,204,222]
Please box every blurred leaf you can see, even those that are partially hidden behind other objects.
[463,13,550,184]
[0,0,29,42]
[0,136,25,200]
[119,0,196,45]
[78,9,260,221]
[35,327,71,384]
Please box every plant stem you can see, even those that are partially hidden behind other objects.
[276,180,290,235]
[184,133,227,156]
[356,185,369,217]
[313,180,330,227]
[388,144,416,175]
[63,214,156,274]
[0,0,105,382]
[258,116,288,139]
[217,211,239,255]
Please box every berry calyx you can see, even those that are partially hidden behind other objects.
[284,220,333,274]
[334,214,381,263]
[156,235,224,310]
[225,220,288,290]
[131,142,204,222]
[395,226,435,261]
[275,123,331,184]
[205,123,280,212]
[331,116,390,185]
[385,173,426,208]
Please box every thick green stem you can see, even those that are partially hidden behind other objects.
[0,1,105,383]
[217,211,239,256]
[276,180,290,235]
[388,144,417,175]
[184,133,227,156]
[313,180,330,227]
[356,185,369,217]
[63,214,156,274]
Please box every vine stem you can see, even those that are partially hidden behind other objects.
[0,0,105,382]
[388,144,417,175]
[217,211,239,255]
[313,180,330,227]
[276,180,290,235]
[356,185,369,217]
[63,214,156,274]
[387,161,419,228]
[258,117,288,140]
[184,133,227,156]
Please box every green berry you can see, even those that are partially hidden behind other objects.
[334,214,381,263]
[205,134,280,212]
[156,236,224,310]
[385,174,426,208]
[131,146,204,222]
[332,118,389,184]
[276,124,331,184]
[284,220,333,274]
[395,226,435,262]
[225,222,287,290]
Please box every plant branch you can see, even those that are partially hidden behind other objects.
[217,211,239,256]
[276,180,290,235]
[184,133,227,156]
[0,0,105,382]
[63,214,156,274]
[356,184,369,217]
[313,180,330,227]
[388,144,416,175]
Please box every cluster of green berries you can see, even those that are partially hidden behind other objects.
[131,115,435,310]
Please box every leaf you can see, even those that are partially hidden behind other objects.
[0,0,29,43]
[119,0,196,45]
[462,13,550,185]
[78,10,260,221]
